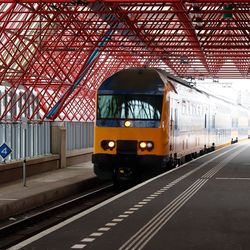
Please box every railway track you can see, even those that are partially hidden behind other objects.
[0,183,117,250]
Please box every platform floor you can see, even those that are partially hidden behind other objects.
[0,161,95,221]
[7,140,250,250]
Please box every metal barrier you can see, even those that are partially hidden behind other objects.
[0,122,51,162]
[0,121,94,162]
[65,122,94,151]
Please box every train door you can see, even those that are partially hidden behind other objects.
[169,100,178,154]
[206,104,211,146]
[169,106,175,154]
[170,99,181,166]
[204,105,209,149]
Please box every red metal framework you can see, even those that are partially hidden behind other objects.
[0,1,250,121]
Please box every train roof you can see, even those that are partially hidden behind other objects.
[98,67,201,95]
[97,68,249,110]
[98,68,166,95]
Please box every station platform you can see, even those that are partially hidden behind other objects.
[0,161,96,221]
[7,139,250,250]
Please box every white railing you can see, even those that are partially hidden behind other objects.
[65,122,94,151]
[0,121,51,162]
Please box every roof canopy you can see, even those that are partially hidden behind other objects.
[0,1,249,121]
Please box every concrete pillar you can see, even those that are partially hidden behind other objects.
[51,122,66,168]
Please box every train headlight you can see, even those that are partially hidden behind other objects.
[108,141,115,148]
[147,142,153,149]
[139,141,154,151]
[139,141,147,149]
[124,120,132,127]
[101,140,115,150]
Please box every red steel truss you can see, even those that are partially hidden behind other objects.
[0,1,250,121]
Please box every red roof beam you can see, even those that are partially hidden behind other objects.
[3,0,250,3]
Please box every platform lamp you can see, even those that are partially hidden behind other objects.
[180,55,189,64]
[192,4,203,30]
[223,4,233,19]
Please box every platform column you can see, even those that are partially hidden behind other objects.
[51,122,66,168]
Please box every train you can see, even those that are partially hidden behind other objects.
[92,68,250,183]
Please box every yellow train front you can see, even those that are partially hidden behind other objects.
[92,68,172,182]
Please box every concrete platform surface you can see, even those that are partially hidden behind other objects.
[0,162,95,221]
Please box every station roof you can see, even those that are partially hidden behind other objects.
[0,1,249,121]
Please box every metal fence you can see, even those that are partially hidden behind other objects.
[65,122,94,151]
[0,122,51,162]
[0,121,94,162]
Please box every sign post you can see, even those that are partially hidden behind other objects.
[0,143,12,163]
[21,117,28,187]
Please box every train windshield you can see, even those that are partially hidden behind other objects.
[97,95,162,120]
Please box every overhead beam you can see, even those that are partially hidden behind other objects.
[4,0,250,3]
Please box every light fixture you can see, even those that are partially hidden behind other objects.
[101,140,115,150]
[223,4,233,19]
[139,142,147,149]
[124,120,132,127]
[139,141,154,151]
[180,55,189,64]
[147,142,153,149]
[108,141,115,148]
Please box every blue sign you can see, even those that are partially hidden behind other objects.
[0,143,12,159]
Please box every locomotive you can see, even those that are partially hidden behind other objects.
[92,68,250,182]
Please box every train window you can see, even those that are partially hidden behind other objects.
[192,103,196,116]
[197,105,201,116]
[174,108,178,129]
[189,103,192,115]
[170,107,173,130]
[212,115,215,128]
[187,102,190,115]
[182,102,186,114]
[97,94,163,120]
[127,99,160,120]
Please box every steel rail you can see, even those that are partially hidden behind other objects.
[0,183,115,250]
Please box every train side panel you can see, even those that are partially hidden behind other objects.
[167,84,213,161]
